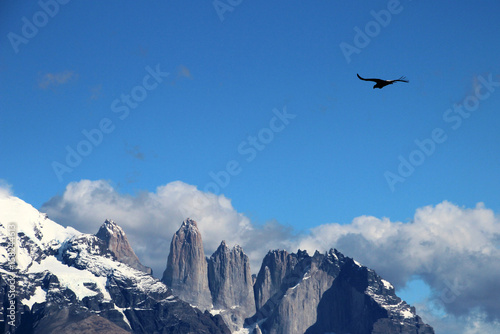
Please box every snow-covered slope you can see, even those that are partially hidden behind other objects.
[0,196,79,272]
[0,195,230,334]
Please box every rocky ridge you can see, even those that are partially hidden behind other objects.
[0,193,435,334]
[163,219,435,334]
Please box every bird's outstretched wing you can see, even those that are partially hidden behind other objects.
[391,76,409,83]
[357,73,383,83]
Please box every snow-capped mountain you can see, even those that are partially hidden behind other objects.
[1,194,435,333]
[0,195,230,333]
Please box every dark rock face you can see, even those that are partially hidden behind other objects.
[304,257,392,334]
[247,250,331,333]
[253,250,304,311]
[161,218,212,310]
[246,249,434,334]
[208,241,256,330]
[30,306,131,334]
[96,219,152,275]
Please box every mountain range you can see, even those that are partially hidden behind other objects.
[0,194,434,333]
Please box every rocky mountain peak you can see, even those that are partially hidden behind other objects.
[95,219,152,275]
[97,219,120,235]
[219,239,228,249]
[162,218,213,310]
[208,241,255,330]
[96,219,122,240]
[181,217,198,231]
[253,249,301,311]
[247,248,434,334]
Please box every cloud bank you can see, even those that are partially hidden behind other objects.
[40,179,500,331]
[41,180,294,277]
[297,201,500,321]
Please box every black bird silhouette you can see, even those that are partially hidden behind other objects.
[357,73,409,89]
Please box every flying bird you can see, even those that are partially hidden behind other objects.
[357,73,409,89]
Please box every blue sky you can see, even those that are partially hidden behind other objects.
[2,1,500,332]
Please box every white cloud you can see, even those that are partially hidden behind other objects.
[414,302,500,334]
[41,180,294,277]
[296,201,500,323]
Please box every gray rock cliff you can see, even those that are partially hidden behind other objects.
[208,240,256,330]
[253,249,303,311]
[161,218,213,310]
[246,249,434,334]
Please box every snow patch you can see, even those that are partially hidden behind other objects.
[28,256,110,301]
[21,286,46,309]
[381,279,393,290]
[114,304,132,329]
[401,309,414,319]
[0,196,78,246]
[0,196,79,271]
[366,284,415,321]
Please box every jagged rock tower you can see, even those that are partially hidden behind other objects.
[208,240,256,330]
[160,219,435,334]
[161,218,213,310]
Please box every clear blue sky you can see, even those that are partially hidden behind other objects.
[2,1,500,226]
[2,1,500,332]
